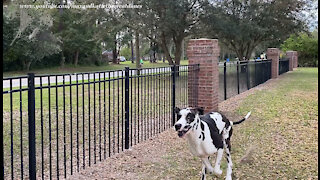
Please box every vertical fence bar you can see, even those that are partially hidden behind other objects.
[39,77,43,179]
[99,73,101,162]
[254,60,257,87]
[108,72,111,157]
[63,75,66,178]
[69,74,73,175]
[28,73,36,180]
[20,78,24,179]
[55,75,59,179]
[124,67,130,149]
[171,65,176,126]
[10,79,13,180]
[1,83,3,178]
[88,74,91,166]
[130,70,133,146]
[117,72,120,153]
[93,73,96,164]
[247,62,250,90]
[237,61,240,94]
[103,72,106,159]
[76,75,79,172]
[48,77,52,179]
[82,74,85,169]
[121,71,124,151]
[224,62,227,100]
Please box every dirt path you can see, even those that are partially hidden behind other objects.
[68,70,318,180]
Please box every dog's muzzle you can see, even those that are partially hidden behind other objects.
[176,125,191,138]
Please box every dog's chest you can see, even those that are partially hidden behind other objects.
[187,125,220,157]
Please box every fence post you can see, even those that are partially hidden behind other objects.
[28,73,36,180]
[124,67,130,149]
[237,61,240,94]
[186,39,220,113]
[286,51,295,71]
[224,62,227,100]
[254,60,257,86]
[246,62,250,90]
[267,48,280,79]
[171,65,176,126]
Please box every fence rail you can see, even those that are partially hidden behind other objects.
[2,65,199,180]
[279,58,290,75]
[218,60,272,101]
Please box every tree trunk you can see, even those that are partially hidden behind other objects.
[60,51,65,68]
[23,60,32,71]
[181,39,185,60]
[153,49,156,63]
[131,39,134,63]
[149,40,152,63]
[112,34,118,64]
[173,37,183,65]
[135,31,141,74]
[160,33,174,65]
[26,61,32,71]
[74,50,79,66]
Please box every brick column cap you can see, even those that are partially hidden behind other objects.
[267,48,280,56]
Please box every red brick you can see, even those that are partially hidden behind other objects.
[188,39,219,112]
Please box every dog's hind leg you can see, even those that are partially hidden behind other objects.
[213,148,223,175]
[201,162,207,180]
[224,139,233,180]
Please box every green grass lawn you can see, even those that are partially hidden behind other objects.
[133,67,318,180]
[232,67,318,179]
[3,60,189,77]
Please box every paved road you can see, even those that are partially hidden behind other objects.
[3,67,173,88]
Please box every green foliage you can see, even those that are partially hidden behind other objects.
[124,0,203,65]
[281,30,318,67]
[3,5,61,71]
[201,0,308,60]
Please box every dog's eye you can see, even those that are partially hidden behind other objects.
[186,113,195,123]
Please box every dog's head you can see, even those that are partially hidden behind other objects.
[174,107,204,138]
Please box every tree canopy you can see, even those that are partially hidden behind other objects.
[200,0,310,60]
[281,29,318,66]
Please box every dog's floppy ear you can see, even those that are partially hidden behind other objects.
[195,107,204,115]
[174,107,181,114]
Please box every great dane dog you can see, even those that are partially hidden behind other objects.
[174,107,251,180]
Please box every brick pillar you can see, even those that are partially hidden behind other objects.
[294,51,298,68]
[286,51,295,71]
[267,48,280,79]
[187,38,220,113]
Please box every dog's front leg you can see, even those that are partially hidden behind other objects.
[213,148,224,175]
[201,157,214,174]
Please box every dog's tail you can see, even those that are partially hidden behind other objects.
[231,111,251,125]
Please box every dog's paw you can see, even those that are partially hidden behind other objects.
[206,167,214,174]
[213,168,223,175]
[225,175,232,180]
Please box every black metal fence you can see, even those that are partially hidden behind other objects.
[279,58,290,75]
[2,64,199,180]
[219,60,272,102]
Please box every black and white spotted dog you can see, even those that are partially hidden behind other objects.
[174,107,251,180]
